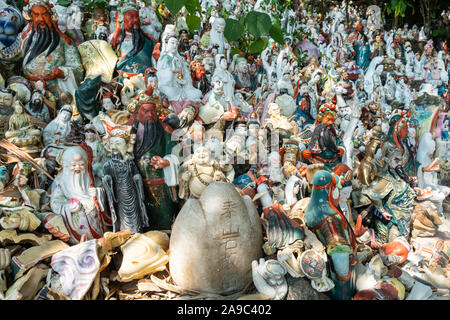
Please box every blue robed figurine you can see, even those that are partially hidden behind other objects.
[109,1,158,77]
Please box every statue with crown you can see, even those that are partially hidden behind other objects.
[2,0,84,104]
[108,0,159,78]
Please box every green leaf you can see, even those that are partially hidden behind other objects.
[224,18,245,42]
[186,15,201,32]
[231,48,241,57]
[245,11,272,38]
[184,0,201,15]
[269,23,284,44]
[249,38,268,54]
[164,0,187,15]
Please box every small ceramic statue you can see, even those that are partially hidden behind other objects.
[66,1,85,46]
[24,90,51,123]
[232,56,257,91]
[211,54,235,104]
[157,36,202,102]
[139,1,162,40]
[0,87,16,139]
[109,1,158,76]
[178,145,228,199]
[305,170,356,300]
[200,17,230,61]
[85,7,110,39]
[301,103,345,171]
[264,102,297,137]
[5,101,42,156]
[50,146,110,244]
[84,125,104,183]
[42,105,73,160]
[102,126,149,234]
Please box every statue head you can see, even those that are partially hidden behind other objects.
[166,36,178,54]
[123,9,140,33]
[62,146,88,175]
[212,17,225,36]
[215,54,227,70]
[107,127,134,160]
[0,6,24,48]
[137,102,158,124]
[13,101,24,114]
[192,146,212,166]
[57,105,73,122]
[0,87,16,108]
[29,90,44,113]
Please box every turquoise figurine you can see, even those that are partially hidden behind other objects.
[305,170,357,300]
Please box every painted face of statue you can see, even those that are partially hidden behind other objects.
[220,57,227,69]
[69,153,87,174]
[248,123,259,137]
[60,109,72,122]
[193,146,211,165]
[166,36,178,54]
[0,91,14,108]
[137,103,157,124]
[123,10,140,33]
[109,136,128,159]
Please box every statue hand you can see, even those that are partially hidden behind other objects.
[302,149,313,160]
[68,198,81,213]
[151,156,170,169]
[88,187,98,198]
[51,67,65,79]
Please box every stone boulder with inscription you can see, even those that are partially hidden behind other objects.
[169,182,263,294]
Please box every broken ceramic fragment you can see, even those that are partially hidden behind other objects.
[50,239,101,300]
[0,207,41,232]
[4,264,49,300]
[252,258,288,300]
[118,233,168,282]
[0,230,52,246]
[11,240,69,279]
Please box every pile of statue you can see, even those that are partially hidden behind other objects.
[0,0,448,300]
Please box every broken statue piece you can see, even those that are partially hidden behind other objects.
[0,207,41,232]
[169,182,263,294]
[11,240,69,280]
[50,239,101,300]
[252,258,288,300]
[117,232,169,282]
[4,264,49,300]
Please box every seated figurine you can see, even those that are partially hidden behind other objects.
[178,146,227,199]
[5,101,42,156]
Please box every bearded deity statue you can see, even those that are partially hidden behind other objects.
[2,1,85,104]
[50,146,111,244]
[128,94,180,230]
[200,17,230,61]
[156,36,202,102]
[102,125,149,234]
[109,1,158,77]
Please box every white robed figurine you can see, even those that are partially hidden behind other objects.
[50,146,110,244]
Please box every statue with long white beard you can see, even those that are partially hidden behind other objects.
[50,146,111,244]
[200,17,230,61]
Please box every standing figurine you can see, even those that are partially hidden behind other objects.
[102,126,149,233]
